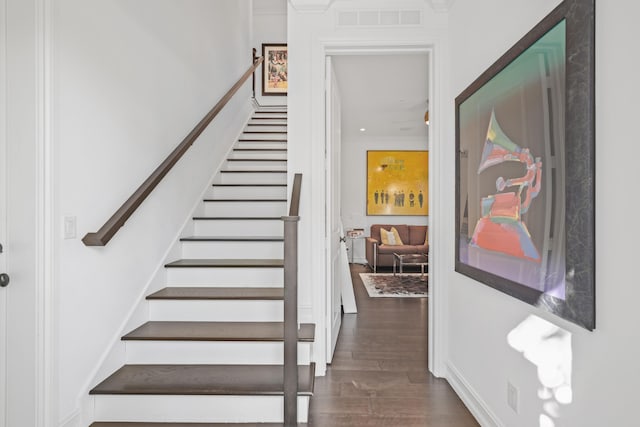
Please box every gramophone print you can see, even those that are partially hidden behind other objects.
[470,110,542,262]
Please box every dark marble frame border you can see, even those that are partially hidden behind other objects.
[454,0,595,330]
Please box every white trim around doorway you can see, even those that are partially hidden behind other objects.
[312,39,447,378]
[35,0,56,425]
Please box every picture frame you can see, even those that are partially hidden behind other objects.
[454,0,595,330]
[262,43,287,96]
[367,150,429,216]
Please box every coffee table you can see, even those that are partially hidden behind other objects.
[393,253,429,278]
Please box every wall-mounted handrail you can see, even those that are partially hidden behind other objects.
[82,56,265,246]
[282,173,302,426]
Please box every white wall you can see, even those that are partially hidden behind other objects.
[445,1,640,426]
[53,1,252,424]
[341,136,428,263]
[253,0,287,105]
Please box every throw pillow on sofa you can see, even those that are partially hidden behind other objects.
[380,227,404,246]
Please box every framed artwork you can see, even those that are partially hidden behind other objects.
[262,43,287,96]
[455,0,595,330]
[367,150,428,216]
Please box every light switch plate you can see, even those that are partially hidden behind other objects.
[64,216,77,239]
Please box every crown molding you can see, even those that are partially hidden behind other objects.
[288,0,335,12]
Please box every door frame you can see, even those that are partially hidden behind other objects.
[324,56,342,362]
[2,0,56,425]
[318,41,445,376]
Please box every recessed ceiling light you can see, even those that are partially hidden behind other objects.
[360,128,366,132]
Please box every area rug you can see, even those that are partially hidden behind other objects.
[359,273,428,298]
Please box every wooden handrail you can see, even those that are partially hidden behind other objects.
[82,56,265,246]
[282,173,302,426]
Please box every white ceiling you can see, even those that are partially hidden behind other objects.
[332,53,429,140]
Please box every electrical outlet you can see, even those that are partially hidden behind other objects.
[64,216,77,239]
[507,381,519,413]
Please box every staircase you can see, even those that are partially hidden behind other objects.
[88,109,315,426]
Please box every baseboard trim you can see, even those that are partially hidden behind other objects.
[446,361,503,427]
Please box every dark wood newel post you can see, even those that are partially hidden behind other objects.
[283,215,299,426]
[283,173,302,426]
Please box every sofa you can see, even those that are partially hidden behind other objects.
[365,224,429,272]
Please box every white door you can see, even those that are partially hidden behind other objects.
[1,0,44,425]
[0,0,7,421]
[325,57,343,361]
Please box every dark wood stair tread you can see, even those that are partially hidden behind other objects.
[90,364,315,396]
[247,123,287,126]
[211,183,286,187]
[180,236,283,242]
[147,287,283,300]
[238,139,287,142]
[233,148,287,152]
[122,321,314,342]
[242,131,287,134]
[220,170,286,173]
[192,216,281,220]
[227,158,287,161]
[202,199,286,202]
[91,423,304,427]
[165,259,284,268]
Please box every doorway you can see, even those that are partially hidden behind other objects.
[324,47,435,371]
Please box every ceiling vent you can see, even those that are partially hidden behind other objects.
[337,9,422,27]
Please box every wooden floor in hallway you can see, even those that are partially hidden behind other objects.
[307,264,479,427]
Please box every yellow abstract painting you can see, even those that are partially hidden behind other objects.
[367,151,429,216]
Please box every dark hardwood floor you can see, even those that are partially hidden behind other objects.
[307,264,479,427]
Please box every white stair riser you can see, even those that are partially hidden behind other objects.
[180,241,283,259]
[215,172,287,185]
[224,160,287,170]
[244,125,287,132]
[207,185,287,200]
[193,219,283,236]
[124,341,311,365]
[235,142,287,150]
[93,395,309,423]
[203,201,286,216]
[149,300,283,322]
[229,151,287,160]
[240,133,286,141]
[166,267,283,285]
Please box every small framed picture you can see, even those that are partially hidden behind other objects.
[262,43,287,96]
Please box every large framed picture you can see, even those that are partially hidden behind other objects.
[262,43,287,96]
[367,150,428,216]
[455,0,595,330]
